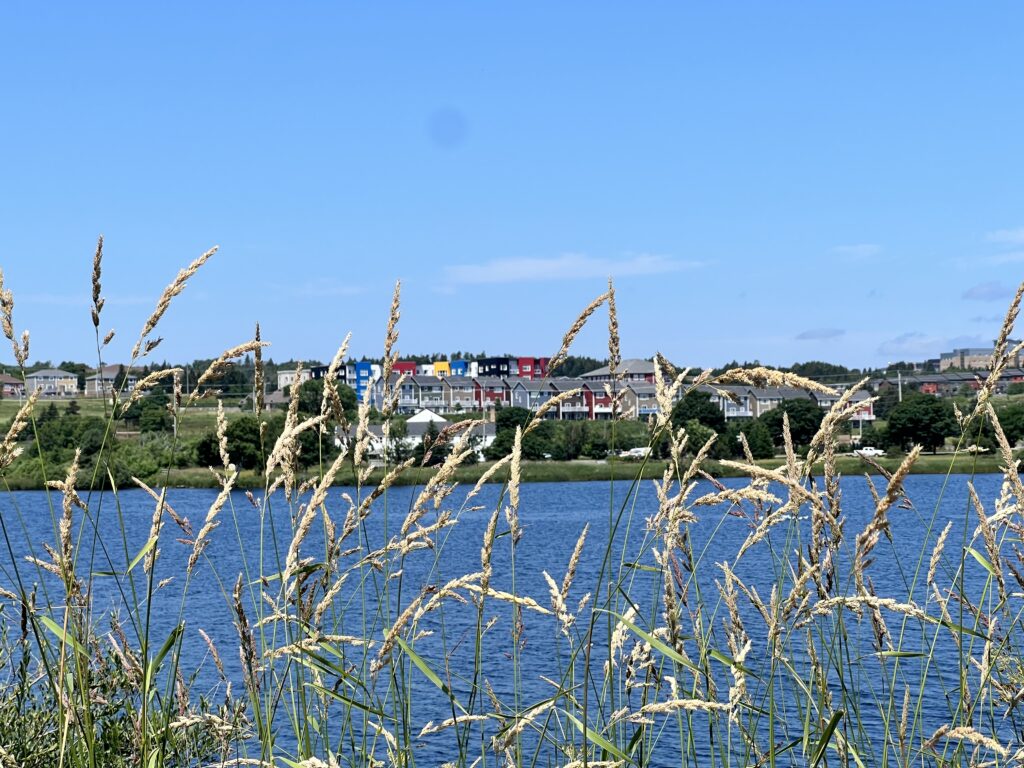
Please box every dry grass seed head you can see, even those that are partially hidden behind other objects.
[969,481,1005,601]
[546,290,610,377]
[188,340,269,405]
[91,234,104,328]
[189,470,237,574]
[505,426,523,544]
[319,332,352,428]
[143,488,168,573]
[929,520,953,587]
[0,269,29,367]
[971,281,1024,421]
[561,523,588,598]
[607,277,620,381]
[380,281,401,387]
[121,368,181,414]
[44,449,84,587]
[713,366,837,396]
[853,445,921,592]
[232,574,259,695]
[133,246,217,359]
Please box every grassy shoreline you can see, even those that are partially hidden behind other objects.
[1,452,1001,490]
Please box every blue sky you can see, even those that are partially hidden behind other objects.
[1,3,1022,371]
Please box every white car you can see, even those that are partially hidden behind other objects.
[854,446,886,458]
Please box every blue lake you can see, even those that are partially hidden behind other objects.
[0,473,1015,765]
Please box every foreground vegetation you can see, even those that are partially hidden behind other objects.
[2,241,1024,766]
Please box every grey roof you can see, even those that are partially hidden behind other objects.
[474,376,508,388]
[580,359,655,378]
[442,376,475,387]
[410,375,444,386]
[548,378,588,391]
[27,368,76,378]
[625,382,658,395]
[512,379,553,392]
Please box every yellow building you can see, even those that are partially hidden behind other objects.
[433,360,451,377]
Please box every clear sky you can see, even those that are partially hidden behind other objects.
[1,3,1022,371]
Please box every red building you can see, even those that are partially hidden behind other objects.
[474,377,510,408]
[516,357,550,380]
[588,382,615,419]
[393,361,418,376]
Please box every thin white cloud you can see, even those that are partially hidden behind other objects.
[877,332,986,359]
[963,281,1014,301]
[444,253,703,285]
[796,328,844,340]
[983,251,1024,265]
[986,227,1024,245]
[831,243,881,260]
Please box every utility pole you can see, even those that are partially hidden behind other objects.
[898,370,903,402]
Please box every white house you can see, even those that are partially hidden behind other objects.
[26,368,79,397]
[85,364,138,398]
[277,367,312,392]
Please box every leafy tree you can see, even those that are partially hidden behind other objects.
[297,378,325,416]
[138,401,171,433]
[556,356,607,378]
[121,391,169,430]
[34,415,108,458]
[37,402,60,427]
[741,419,775,459]
[495,407,533,432]
[197,415,264,470]
[872,386,901,420]
[999,403,1024,446]
[385,419,413,463]
[485,406,554,460]
[886,393,957,453]
[295,378,357,422]
[786,361,853,379]
[1007,382,1024,396]
[562,422,586,460]
[760,399,824,447]
[113,365,129,392]
[682,420,716,456]
[670,391,726,434]
[64,400,81,417]
[413,421,448,466]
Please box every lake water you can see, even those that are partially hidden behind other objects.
[0,473,1016,765]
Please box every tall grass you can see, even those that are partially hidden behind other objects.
[0,246,1022,767]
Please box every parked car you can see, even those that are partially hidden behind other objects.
[854,446,885,458]
[619,446,652,460]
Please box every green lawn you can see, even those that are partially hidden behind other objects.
[0,396,252,440]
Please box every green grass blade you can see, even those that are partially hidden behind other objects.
[811,709,844,767]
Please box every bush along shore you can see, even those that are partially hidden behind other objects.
[2,240,1024,765]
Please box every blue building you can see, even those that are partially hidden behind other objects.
[354,361,376,403]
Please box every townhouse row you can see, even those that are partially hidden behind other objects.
[355,375,876,424]
[280,357,661,403]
